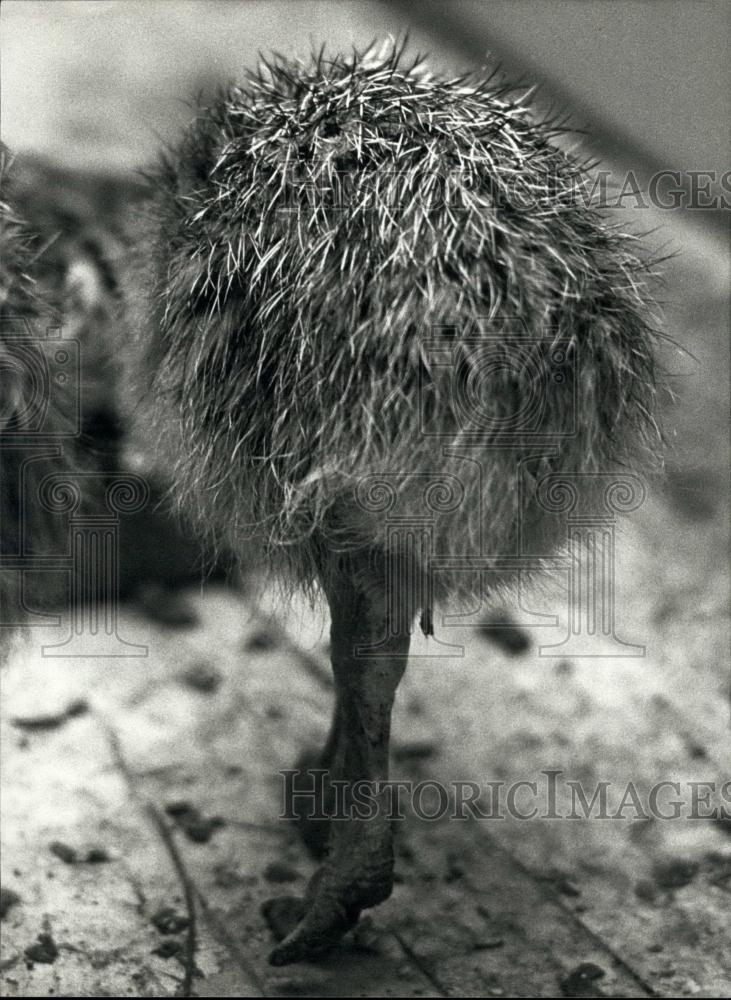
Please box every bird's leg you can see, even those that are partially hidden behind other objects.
[291,695,343,859]
[268,550,411,966]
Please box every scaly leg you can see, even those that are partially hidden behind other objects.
[269,550,410,965]
[290,696,343,859]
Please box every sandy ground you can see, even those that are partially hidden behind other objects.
[1,2,729,997]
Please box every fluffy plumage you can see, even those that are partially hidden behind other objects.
[0,152,132,621]
[0,163,70,617]
[128,42,662,603]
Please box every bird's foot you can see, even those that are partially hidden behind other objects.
[266,824,394,965]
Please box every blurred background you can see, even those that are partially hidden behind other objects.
[1,3,729,997]
[2,0,729,181]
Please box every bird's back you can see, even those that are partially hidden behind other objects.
[128,45,661,599]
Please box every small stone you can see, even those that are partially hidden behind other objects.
[685,739,708,760]
[8,696,88,731]
[557,878,582,897]
[84,847,111,864]
[49,841,78,864]
[12,711,67,731]
[164,801,225,843]
[152,939,184,959]
[477,612,531,655]
[560,962,606,998]
[151,907,189,935]
[244,630,278,652]
[263,861,300,884]
[653,858,699,890]
[24,932,58,965]
[0,888,21,919]
[180,660,221,693]
[164,800,192,817]
[65,698,89,718]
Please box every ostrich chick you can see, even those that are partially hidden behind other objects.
[124,44,660,964]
